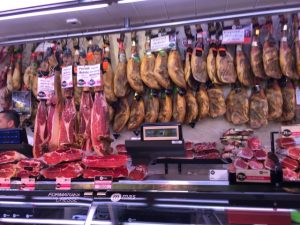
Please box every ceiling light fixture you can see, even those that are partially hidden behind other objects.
[0,0,75,12]
[0,3,109,21]
[118,0,146,4]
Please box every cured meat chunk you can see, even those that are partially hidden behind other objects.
[264,157,276,170]
[247,137,261,150]
[43,148,83,165]
[196,86,209,119]
[0,151,27,164]
[82,168,115,179]
[158,93,172,122]
[172,92,186,123]
[145,94,159,123]
[194,142,216,152]
[113,98,130,133]
[40,162,83,179]
[141,52,161,90]
[237,148,254,160]
[249,159,264,169]
[236,45,253,87]
[91,92,112,155]
[277,147,300,160]
[82,154,128,168]
[283,168,298,181]
[185,90,198,124]
[17,159,43,169]
[153,51,171,90]
[0,163,16,178]
[254,150,267,161]
[168,50,186,89]
[127,97,145,130]
[249,87,268,129]
[128,165,148,180]
[216,46,237,84]
[33,101,48,158]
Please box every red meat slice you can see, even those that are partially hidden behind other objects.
[15,159,43,178]
[185,151,194,159]
[277,155,299,171]
[277,147,300,160]
[194,142,217,152]
[224,144,236,152]
[43,148,83,165]
[254,150,268,160]
[82,154,128,168]
[233,158,248,169]
[0,163,16,178]
[40,162,83,179]
[113,166,129,178]
[15,169,40,178]
[249,159,264,169]
[17,159,43,169]
[116,144,127,153]
[247,137,261,150]
[184,141,194,151]
[237,148,254,160]
[128,165,148,180]
[222,152,235,159]
[276,137,297,148]
[0,151,27,164]
[194,150,220,159]
[283,168,298,181]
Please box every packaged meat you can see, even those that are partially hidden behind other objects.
[283,168,298,181]
[233,158,249,169]
[249,159,264,169]
[0,163,16,178]
[82,154,128,168]
[277,155,299,171]
[207,86,226,118]
[40,162,83,179]
[0,151,27,164]
[128,165,148,180]
[254,150,268,161]
[43,148,83,165]
[264,156,276,170]
[249,87,268,129]
[237,148,254,160]
[225,88,249,125]
[247,137,261,150]
[277,147,300,160]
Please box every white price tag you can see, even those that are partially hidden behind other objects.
[296,87,300,105]
[94,176,112,190]
[151,35,170,52]
[37,75,55,99]
[0,178,10,189]
[222,29,245,44]
[20,177,35,191]
[77,65,90,87]
[61,65,73,88]
[171,140,183,144]
[56,178,71,190]
[88,64,101,87]
[209,170,228,181]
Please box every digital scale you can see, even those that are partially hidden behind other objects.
[125,123,185,165]
[0,128,32,157]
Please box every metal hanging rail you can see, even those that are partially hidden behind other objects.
[0,4,300,46]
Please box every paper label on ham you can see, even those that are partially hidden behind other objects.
[77,64,101,87]
[37,75,54,99]
[222,24,252,44]
[151,35,169,52]
[61,65,73,88]
[296,87,300,105]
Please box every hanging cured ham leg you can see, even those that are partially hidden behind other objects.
[33,100,47,158]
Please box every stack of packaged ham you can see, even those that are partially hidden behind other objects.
[0,150,43,178]
[184,141,221,159]
[276,137,300,181]
[221,128,275,173]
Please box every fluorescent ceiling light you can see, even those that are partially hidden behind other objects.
[118,0,146,4]
[0,0,75,12]
[0,3,108,21]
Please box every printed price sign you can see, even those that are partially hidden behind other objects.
[236,169,271,183]
[281,124,300,138]
[20,177,35,191]
[94,176,112,190]
[37,75,55,100]
[12,91,31,115]
[88,64,101,87]
[151,35,176,52]
[77,64,101,87]
[56,178,71,190]
[209,169,228,181]
[61,65,73,88]
[222,24,252,44]
[0,178,10,189]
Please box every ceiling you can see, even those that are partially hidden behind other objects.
[0,0,299,43]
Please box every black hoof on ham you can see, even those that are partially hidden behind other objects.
[113,133,120,139]
[133,130,140,136]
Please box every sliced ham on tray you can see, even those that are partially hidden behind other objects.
[0,163,17,178]
[277,147,300,160]
[194,142,217,152]
[16,159,43,178]
[40,162,83,179]
[254,150,268,160]
[233,158,249,169]
[283,168,298,181]
[276,137,298,148]
[247,137,261,150]
[249,159,264,169]
[42,148,83,165]
[0,151,27,164]
[237,148,254,160]
[82,154,128,168]
[264,156,276,170]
